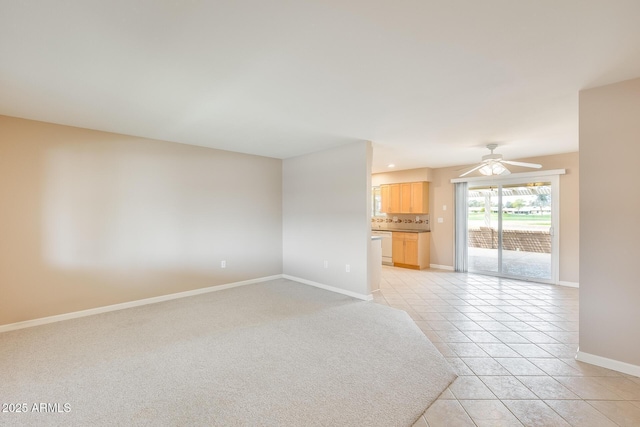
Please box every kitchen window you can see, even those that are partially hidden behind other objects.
[372,186,387,217]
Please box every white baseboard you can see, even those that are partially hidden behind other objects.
[557,281,579,288]
[430,264,454,271]
[0,275,283,334]
[282,274,373,301]
[1,274,373,334]
[576,349,640,377]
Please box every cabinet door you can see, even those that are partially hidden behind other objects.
[400,183,412,213]
[380,185,390,213]
[404,233,419,266]
[410,182,429,213]
[392,233,405,263]
[389,184,401,213]
[418,233,430,269]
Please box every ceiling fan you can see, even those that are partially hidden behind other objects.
[459,144,542,177]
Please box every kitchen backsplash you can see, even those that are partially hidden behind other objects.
[371,214,430,231]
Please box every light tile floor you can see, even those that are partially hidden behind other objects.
[372,266,640,427]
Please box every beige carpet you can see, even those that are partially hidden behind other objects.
[0,279,456,426]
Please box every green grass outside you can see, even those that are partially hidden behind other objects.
[468,213,551,226]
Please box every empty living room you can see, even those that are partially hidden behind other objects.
[2,1,640,426]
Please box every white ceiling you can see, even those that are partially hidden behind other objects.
[2,1,640,173]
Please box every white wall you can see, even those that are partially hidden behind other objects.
[1,115,375,324]
[0,115,283,325]
[283,141,372,298]
[578,77,640,372]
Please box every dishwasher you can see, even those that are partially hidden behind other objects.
[371,230,393,265]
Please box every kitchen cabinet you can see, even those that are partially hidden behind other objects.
[400,182,429,213]
[400,183,412,213]
[392,232,430,269]
[380,185,390,213]
[409,182,429,214]
[380,182,429,214]
[380,184,400,213]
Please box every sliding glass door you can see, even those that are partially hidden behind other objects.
[467,186,500,274]
[467,179,556,282]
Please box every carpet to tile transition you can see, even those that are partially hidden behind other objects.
[0,279,456,426]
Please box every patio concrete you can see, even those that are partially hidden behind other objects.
[468,247,551,280]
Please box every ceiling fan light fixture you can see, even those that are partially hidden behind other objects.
[478,164,493,176]
[458,144,541,178]
[479,162,508,176]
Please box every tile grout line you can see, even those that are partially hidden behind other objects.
[384,267,638,427]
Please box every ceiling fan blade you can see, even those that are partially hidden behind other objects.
[502,160,542,169]
[459,163,485,177]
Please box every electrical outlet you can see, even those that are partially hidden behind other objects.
[323,260,328,269]
[221,260,226,268]
[345,264,350,273]
[437,218,444,223]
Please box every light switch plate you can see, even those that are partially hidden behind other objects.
[437,218,444,223]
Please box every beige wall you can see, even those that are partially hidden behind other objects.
[0,116,283,325]
[371,167,432,186]
[374,152,579,282]
[579,77,640,367]
[283,142,372,297]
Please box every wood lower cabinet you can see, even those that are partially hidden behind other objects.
[392,232,430,269]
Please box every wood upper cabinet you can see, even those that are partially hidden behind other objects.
[380,184,401,213]
[410,182,429,214]
[389,184,400,213]
[380,181,429,214]
[392,232,430,269]
[400,183,412,213]
[380,185,390,213]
